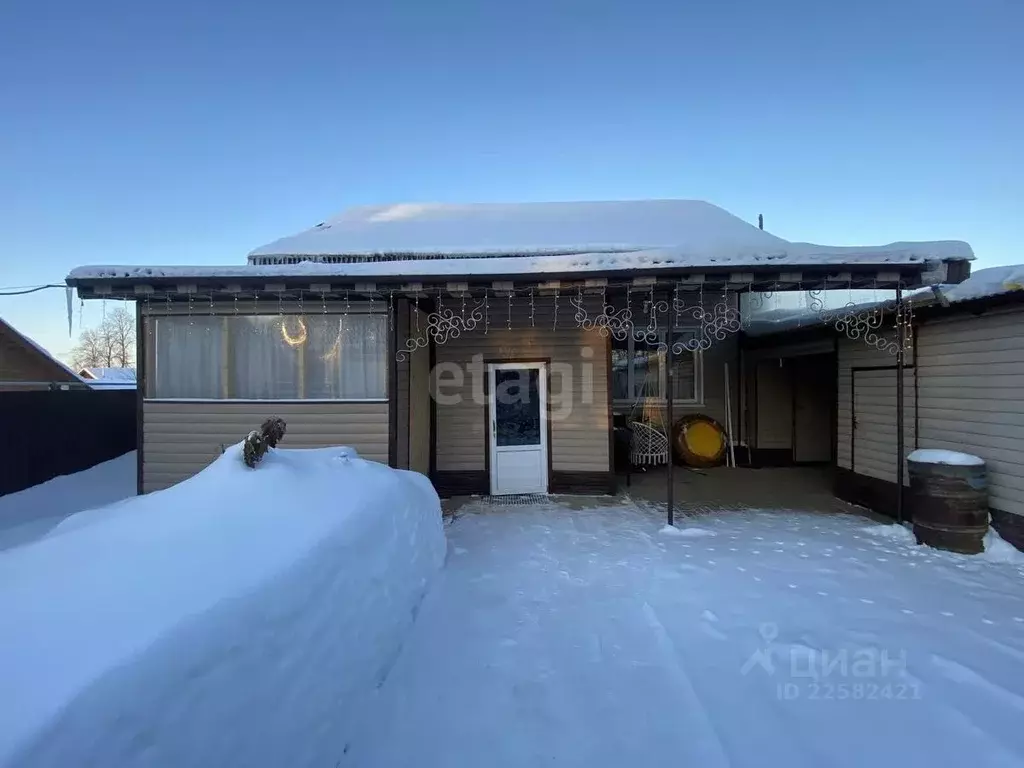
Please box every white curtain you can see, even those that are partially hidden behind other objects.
[229,316,302,399]
[150,314,386,400]
[152,317,224,398]
[304,315,386,399]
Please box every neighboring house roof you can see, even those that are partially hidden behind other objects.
[79,367,137,383]
[745,263,1024,338]
[0,317,82,384]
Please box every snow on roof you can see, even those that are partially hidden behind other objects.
[80,367,137,383]
[939,264,1024,303]
[68,242,971,285]
[0,317,81,382]
[247,200,974,265]
[744,263,1024,338]
[249,200,788,259]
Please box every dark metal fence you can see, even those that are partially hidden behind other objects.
[0,389,136,496]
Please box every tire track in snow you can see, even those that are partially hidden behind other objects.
[641,602,733,767]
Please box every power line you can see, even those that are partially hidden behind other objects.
[0,284,65,296]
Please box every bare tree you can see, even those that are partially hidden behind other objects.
[105,307,135,368]
[72,308,136,370]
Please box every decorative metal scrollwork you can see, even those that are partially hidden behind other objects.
[805,289,909,356]
[569,294,634,341]
[395,300,486,361]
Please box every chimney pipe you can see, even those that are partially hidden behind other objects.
[758,214,764,230]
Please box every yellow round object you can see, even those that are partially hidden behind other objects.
[685,420,725,459]
[673,414,728,467]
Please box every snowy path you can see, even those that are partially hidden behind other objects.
[0,452,136,551]
[348,503,1024,768]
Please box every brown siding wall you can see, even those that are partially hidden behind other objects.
[916,307,1024,517]
[433,301,609,474]
[0,327,78,386]
[143,401,388,492]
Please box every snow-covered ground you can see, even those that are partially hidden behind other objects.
[0,452,136,551]
[0,446,445,768]
[349,501,1024,768]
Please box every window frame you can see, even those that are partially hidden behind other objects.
[145,311,389,403]
[611,329,704,408]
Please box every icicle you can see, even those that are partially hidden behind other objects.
[343,290,350,338]
[65,287,73,337]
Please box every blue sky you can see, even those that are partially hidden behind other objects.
[1,0,1021,360]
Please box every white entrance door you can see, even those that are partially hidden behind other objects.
[488,362,549,495]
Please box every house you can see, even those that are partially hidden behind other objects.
[744,264,1024,548]
[65,199,973,518]
[0,317,83,391]
[79,367,138,390]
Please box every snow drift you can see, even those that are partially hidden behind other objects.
[0,446,446,768]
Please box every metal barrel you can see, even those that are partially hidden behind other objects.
[909,457,988,554]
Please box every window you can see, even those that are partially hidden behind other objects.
[150,314,387,400]
[611,330,701,404]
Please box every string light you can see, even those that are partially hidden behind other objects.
[553,289,558,331]
[388,290,394,332]
[187,291,194,333]
[484,288,489,335]
[576,285,584,329]
[507,288,512,330]
[529,287,535,327]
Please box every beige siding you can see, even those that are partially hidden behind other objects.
[755,359,792,449]
[395,301,410,469]
[916,308,1024,517]
[434,302,609,473]
[837,333,915,484]
[143,401,388,492]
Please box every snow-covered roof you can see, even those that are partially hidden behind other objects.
[68,242,971,284]
[0,317,81,382]
[939,264,1024,303]
[247,200,973,265]
[250,200,786,260]
[80,367,137,383]
[744,263,1024,338]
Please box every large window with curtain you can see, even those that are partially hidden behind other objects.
[149,314,387,400]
